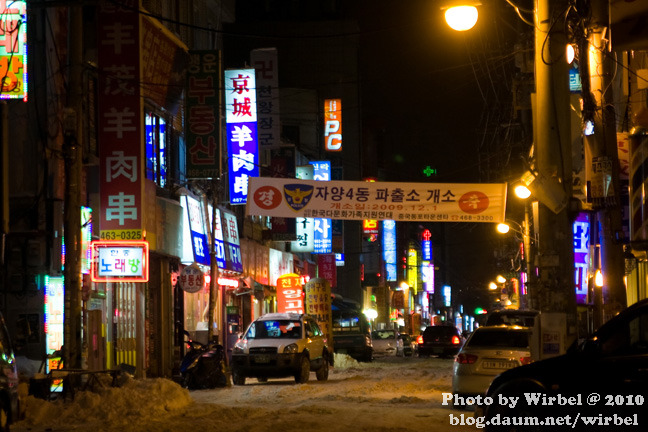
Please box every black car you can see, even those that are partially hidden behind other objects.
[479,299,648,431]
[417,325,463,358]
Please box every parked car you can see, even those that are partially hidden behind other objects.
[485,309,540,327]
[231,313,331,385]
[398,333,418,357]
[417,325,463,358]
[0,312,20,431]
[332,309,373,362]
[479,298,648,431]
[452,325,532,403]
[371,329,402,357]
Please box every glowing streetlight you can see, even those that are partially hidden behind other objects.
[444,5,479,31]
[496,275,507,284]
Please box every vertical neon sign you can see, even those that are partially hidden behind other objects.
[0,1,27,101]
[225,69,259,204]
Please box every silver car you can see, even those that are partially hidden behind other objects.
[371,329,403,357]
[452,325,532,403]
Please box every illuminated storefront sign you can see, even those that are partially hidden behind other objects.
[44,276,64,356]
[91,241,149,282]
[221,209,243,273]
[0,1,27,101]
[276,273,303,314]
[310,161,332,254]
[421,229,432,261]
[407,248,418,293]
[383,220,397,282]
[574,212,590,304]
[324,99,342,151]
[207,205,227,269]
[185,195,210,266]
[293,165,315,252]
[225,68,259,204]
[422,261,435,293]
[98,3,143,240]
[443,285,452,307]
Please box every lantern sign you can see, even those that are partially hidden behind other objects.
[276,273,303,314]
[179,264,205,293]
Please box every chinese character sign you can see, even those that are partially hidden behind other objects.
[186,50,221,179]
[0,1,27,101]
[247,177,507,223]
[98,1,143,240]
[276,273,303,314]
[226,69,259,205]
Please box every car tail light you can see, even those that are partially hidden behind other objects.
[417,335,424,344]
[451,335,461,345]
[520,356,532,365]
[456,353,477,364]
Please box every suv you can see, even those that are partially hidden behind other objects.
[0,313,20,431]
[332,309,373,362]
[231,313,331,385]
[418,325,463,358]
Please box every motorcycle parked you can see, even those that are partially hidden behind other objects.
[180,332,228,390]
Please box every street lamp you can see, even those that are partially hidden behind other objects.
[444,2,480,31]
[444,0,578,354]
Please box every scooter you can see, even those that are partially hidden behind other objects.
[180,331,228,390]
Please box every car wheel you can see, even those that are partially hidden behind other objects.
[232,368,246,386]
[295,355,310,383]
[315,355,329,381]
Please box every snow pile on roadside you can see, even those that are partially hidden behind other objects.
[14,376,193,431]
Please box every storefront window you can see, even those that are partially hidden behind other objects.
[184,286,210,343]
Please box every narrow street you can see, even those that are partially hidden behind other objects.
[14,355,478,432]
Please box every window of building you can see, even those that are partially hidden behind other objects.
[145,111,168,188]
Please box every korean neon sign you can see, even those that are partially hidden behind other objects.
[91,241,149,282]
[0,1,27,101]
[225,69,259,204]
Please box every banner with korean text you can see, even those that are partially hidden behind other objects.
[247,177,507,223]
[98,0,143,240]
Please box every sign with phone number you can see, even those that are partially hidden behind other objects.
[99,230,143,240]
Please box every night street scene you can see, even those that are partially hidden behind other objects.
[1,0,648,431]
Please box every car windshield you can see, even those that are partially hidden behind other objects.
[246,320,302,339]
[467,330,530,348]
[372,330,396,340]
[424,326,458,337]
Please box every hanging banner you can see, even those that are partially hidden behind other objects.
[247,177,507,223]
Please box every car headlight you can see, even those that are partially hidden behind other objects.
[233,340,247,354]
[283,343,299,354]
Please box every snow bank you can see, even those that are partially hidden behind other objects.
[14,376,194,431]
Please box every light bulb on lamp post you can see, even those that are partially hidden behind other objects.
[444,4,480,31]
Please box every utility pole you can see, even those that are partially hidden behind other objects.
[580,0,626,320]
[533,0,578,354]
[63,2,84,369]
